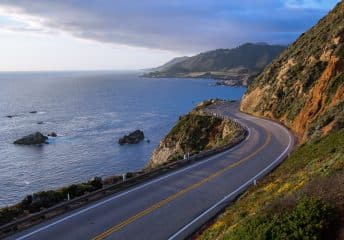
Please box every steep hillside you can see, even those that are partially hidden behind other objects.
[144,43,285,86]
[196,2,344,240]
[241,2,344,141]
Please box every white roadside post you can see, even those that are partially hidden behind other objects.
[122,173,126,181]
[253,179,257,186]
[67,193,70,201]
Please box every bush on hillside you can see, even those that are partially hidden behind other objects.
[0,177,103,225]
[226,198,335,240]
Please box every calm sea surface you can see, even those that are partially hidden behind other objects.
[0,71,246,206]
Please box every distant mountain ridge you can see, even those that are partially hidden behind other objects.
[146,56,189,72]
[144,43,286,86]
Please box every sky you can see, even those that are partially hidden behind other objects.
[0,0,340,71]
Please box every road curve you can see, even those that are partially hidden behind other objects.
[8,102,294,240]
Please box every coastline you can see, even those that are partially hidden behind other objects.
[142,72,253,87]
[0,100,247,236]
[1,72,245,207]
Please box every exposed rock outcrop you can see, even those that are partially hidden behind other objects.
[118,130,144,145]
[14,132,48,145]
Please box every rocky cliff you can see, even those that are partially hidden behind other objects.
[241,2,344,142]
[147,101,243,169]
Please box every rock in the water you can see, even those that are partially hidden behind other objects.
[14,132,48,145]
[37,121,44,125]
[118,130,144,145]
[6,115,16,118]
[29,111,38,114]
[48,132,57,137]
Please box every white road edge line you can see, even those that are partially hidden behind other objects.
[15,123,252,240]
[168,120,293,240]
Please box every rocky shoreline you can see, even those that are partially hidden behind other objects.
[1,100,245,228]
[143,71,253,87]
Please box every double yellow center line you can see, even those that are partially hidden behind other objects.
[93,129,271,240]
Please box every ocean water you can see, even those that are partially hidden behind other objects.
[0,71,246,206]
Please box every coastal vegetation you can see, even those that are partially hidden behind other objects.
[147,100,244,168]
[198,129,344,239]
[0,177,103,225]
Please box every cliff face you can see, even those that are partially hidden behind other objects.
[241,2,344,141]
[147,101,242,169]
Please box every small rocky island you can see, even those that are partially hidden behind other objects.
[14,132,48,145]
[14,131,57,145]
[118,130,145,145]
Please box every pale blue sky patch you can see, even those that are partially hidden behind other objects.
[0,14,28,28]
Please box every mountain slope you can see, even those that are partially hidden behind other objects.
[145,56,189,72]
[241,2,344,141]
[144,43,285,86]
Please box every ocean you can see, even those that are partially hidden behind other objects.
[0,71,246,206]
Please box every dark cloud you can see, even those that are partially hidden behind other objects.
[0,0,339,53]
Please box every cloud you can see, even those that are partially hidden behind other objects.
[0,0,339,53]
[284,0,338,9]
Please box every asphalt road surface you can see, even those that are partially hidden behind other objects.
[8,102,294,240]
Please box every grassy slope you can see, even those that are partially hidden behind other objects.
[167,114,240,155]
[148,101,243,168]
[198,129,344,239]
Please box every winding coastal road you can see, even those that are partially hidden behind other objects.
[8,102,294,240]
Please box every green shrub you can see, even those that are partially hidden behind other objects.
[0,206,23,225]
[270,198,334,239]
[88,177,103,189]
[168,114,223,153]
[226,198,335,240]
[0,177,103,225]
[338,46,344,59]
[29,190,65,212]
[287,98,306,121]
[308,101,344,137]
[303,61,327,91]
[326,74,344,103]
